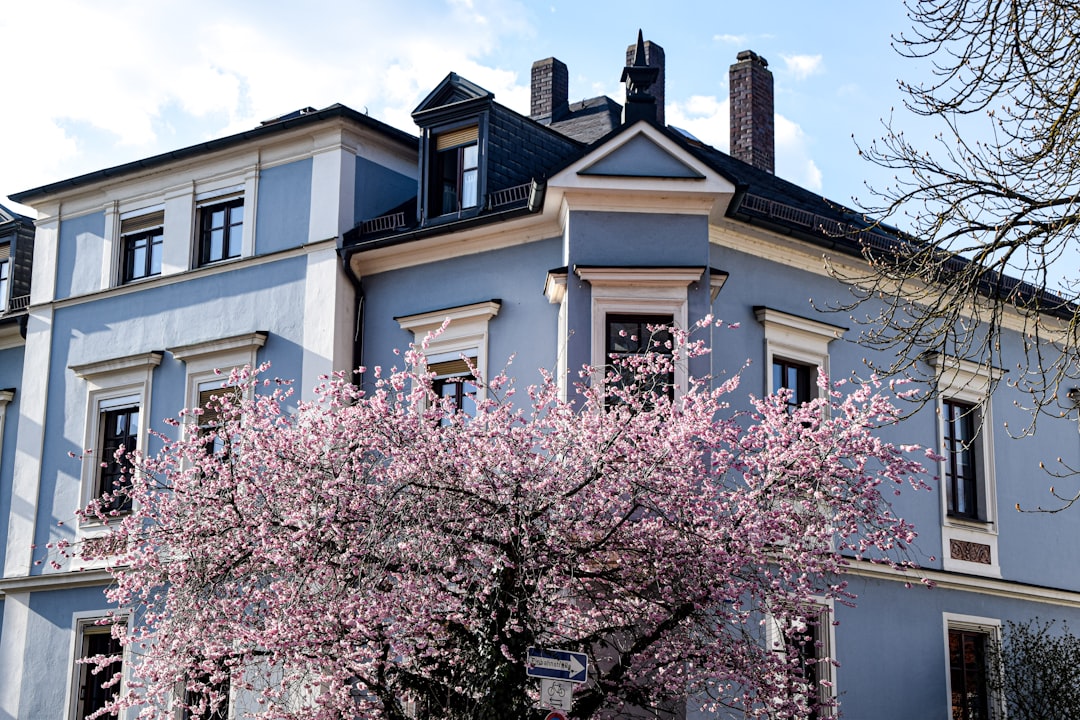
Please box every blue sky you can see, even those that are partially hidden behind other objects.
[0,0,927,217]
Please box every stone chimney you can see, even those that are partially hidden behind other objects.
[530,57,569,122]
[625,37,665,125]
[729,50,774,173]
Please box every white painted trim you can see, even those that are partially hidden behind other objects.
[397,301,501,403]
[70,351,163,380]
[942,612,1002,720]
[0,322,23,351]
[30,218,59,306]
[766,597,837,717]
[301,247,354,401]
[845,558,1080,608]
[4,308,53,578]
[928,353,1001,578]
[0,567,112,594]
[65,611,131,720]
[755,306,845,398]
[576,267,701,397]
[0,591,30,718]
[168,332,267,365]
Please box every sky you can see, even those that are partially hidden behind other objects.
[0,0,928,218]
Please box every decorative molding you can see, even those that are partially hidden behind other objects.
[395,300,502,334]
[950,538,992,565]
[168,331,268,363]
[0,568,113,595]
[70,351,163,380]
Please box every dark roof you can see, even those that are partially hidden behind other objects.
[0,203,33,228]
[543,96,623,144]
[10,104,418,204]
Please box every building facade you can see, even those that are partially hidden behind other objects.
[3,35,1080,720]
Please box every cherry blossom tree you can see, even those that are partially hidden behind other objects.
[76,321,931,720]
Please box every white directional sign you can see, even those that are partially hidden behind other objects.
[540,679,574,710]
[526,647,588,684]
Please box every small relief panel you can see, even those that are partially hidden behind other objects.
[950,538,992,565]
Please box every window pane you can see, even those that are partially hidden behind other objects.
[149,235,162,275]
[461,168,478,208]
[80,628,123,717]
[462,144,478,169]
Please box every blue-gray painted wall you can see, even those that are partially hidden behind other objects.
[255,159,313,254]
[20,586,115,719]
[354,156,415,224]
[55,212,105,301]
[0,343,21,581]
[32,256,308,568]
[359,237,562,392]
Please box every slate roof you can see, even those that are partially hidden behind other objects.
[543,96,624,144]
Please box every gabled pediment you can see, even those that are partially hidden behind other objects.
[579,133,705,179]
[413,73,494,119]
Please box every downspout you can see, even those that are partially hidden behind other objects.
[340,247,365,387]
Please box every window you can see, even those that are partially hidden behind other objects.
[577,267,703,399]
[120,210,164,283]
[97,405,138,513]
[949,628,990,720]
[773,357,813,408]
[430,357,478,416]
[396,300,501,409]
[198,198,244,266]
[73,620,123,719]
[181,661,231,720]
[768,602,835,719]
[929,354,1001,577]
[944,399,980,519]
[71,352,162,533]
[604,313,674,403]
[755,307,845,401]
[168,333,268,446]
[944,614,1000,720]
[429,126,479,216]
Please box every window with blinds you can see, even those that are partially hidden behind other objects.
[429,125,479,217]
[121,209,165,283]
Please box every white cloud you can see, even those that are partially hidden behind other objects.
[667,96,823,192]
[781,54,824,81]
[713,33,748,45]
[666,95,729,150]
[776,114,823,191]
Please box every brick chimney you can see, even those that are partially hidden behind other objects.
[530,57,569,122]
[624,38,665,125]
[729,50,774,173]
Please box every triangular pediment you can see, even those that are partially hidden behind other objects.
[413,73,494,119]
[579,132,705,179]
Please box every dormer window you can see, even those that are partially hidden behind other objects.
[431,125,479,216]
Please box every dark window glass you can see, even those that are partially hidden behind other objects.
[949,628,990,720]
[605,313,674,404]
[122,229,163,282]
[944,399,980,519]
[182,664,230,720]
[794,615,825,720]
[98,406,138,513]
[78,626,122,717]
[198,199,244,266]
[430,358,477,418]
[773,358,813,407]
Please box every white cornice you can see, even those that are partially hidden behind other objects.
[0,568,113,595]
[846,559,1080,609]
[395,300,501,334]
[574,266,704,286]
[168,331,268,362]
[0,321,23,351]
[70,351,163,380]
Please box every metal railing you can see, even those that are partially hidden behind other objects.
[488,182,532,209]
[360,212,407,235]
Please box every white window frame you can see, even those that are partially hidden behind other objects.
[928,354,1001,578]
[65,610,130,720]
[943,612,1002,720]
[755,307,845,400]
[766,597,837,718]
[396,300,501,405]
[168,332,268,437]
[116,204,166,286]
[71,352,162,539]
[0,251,9,312]
[576,267,702,398]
